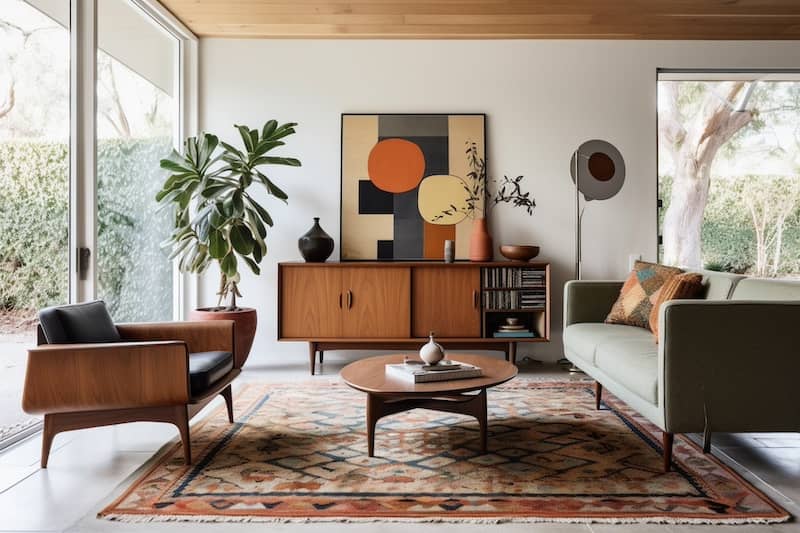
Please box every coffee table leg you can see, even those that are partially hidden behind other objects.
[364,389,490,456]
[366,393,379,457]
[473,389,488,453]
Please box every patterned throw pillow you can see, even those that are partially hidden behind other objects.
[648,272,705,340]
[605,260,683,330]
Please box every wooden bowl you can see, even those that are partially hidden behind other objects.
[499,245,540,262]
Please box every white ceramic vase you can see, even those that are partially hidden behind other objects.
[419,332,445,365]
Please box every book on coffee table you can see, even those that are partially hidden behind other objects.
[385,361,482,383]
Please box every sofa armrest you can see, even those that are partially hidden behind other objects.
[117,321,235,355]
[563,280,623,327]
[22,341,190,414]
[660,300,800,433]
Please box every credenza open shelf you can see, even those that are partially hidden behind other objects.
[278,261,550,374]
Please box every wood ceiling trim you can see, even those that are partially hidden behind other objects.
[159,1,800,39]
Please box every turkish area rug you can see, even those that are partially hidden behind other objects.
[100,380,789,524]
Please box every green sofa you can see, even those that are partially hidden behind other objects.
[563,270,800,472]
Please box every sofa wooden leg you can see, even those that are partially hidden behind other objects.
[663,432,674,472]
[174,406,191,465]
[40,414,56,469]
[703,427,712,453]
[220,385,234,423]
[594,382,602,410]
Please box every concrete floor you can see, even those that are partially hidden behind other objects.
[0,354,798,533]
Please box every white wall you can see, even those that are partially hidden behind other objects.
[199,39,799,365]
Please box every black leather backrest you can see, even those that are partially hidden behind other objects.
[38,301,121,344]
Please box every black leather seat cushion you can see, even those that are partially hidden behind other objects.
[189,351,234,397]
[39,300,121,344]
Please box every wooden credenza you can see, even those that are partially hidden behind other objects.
[278,262,550,374]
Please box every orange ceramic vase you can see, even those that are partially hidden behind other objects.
[469,217,493,262]
[188,307,257,368]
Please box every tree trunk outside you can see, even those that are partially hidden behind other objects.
[662,158,712,268]
[660,81,754,269]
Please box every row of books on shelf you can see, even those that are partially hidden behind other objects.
[483,290,546,310]
[483,267,545,289]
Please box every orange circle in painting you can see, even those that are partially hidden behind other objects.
[368,139,425,193]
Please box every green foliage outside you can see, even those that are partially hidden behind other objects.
[659,173,800,276]
[0,138,173,321]
[0,141,68,311]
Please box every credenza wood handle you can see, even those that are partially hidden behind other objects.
[339,293,343,309]
[347,290,353,309]
[473,290,479,308]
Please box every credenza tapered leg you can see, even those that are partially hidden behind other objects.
[308,342,316,375]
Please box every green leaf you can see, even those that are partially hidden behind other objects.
[160,158,189,173]
[221,252,238,277]
[245,196,274,227]
[261,120,278,140]
[208,230,228,259]
[210,205,228,228]
[252,156,301,167]
[220,141,244,160]
[230,224,254,255]
[257,172,289,201]
[246,207,267,238]
[232,190,245,215]
[235,124,255,152]
[242,255,261,275]
[201,184,229,199]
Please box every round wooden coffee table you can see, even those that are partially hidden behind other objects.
[341,354,517,457]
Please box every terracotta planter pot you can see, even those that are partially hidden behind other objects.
[469,217,493,262]
[188,307,257,368]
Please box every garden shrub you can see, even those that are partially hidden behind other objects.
[0,138,174,322]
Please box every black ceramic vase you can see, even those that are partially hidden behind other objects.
[298,217,334,262]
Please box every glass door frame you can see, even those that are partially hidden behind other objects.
[69,0,197,317]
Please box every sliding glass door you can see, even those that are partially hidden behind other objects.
[0,0,70,448]
[0,0,195,449]
[96,0,179,322]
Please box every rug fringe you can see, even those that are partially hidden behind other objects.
[98,513,791,525]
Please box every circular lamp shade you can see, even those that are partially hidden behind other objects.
[570,139,625,201]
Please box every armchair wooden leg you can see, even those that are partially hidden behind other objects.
[41,414,56,469]
[220,385,234,423]
[663,432,674,473]
[174,406,191,466]
[595,382,602,410]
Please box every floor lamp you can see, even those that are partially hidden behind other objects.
[561,140,626,371]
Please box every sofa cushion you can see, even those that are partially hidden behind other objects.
[731,278,800,301]
[685,269,746,301]
[564,323,655,366]
[595,340,659,405]
[189,351,234,397]
[605,260,683,330]
[38,300,121,344]
[649,272,705,340]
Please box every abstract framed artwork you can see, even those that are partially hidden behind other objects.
[340,113,486,261]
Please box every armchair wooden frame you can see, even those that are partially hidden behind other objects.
[23,321,239,468]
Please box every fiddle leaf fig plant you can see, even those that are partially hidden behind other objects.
[156,121,301,310]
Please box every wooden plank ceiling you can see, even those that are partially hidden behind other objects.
[160,0,800,39]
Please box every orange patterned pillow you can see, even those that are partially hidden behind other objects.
[605,261,683,330]
[649,272,705,340]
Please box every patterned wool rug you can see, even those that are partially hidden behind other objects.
[100,380,789,524]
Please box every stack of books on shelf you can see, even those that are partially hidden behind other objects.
[493,324,537,338]
[385,360,482,383]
